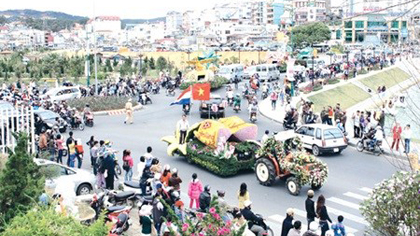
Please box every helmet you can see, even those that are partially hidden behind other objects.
[204,185,211,192]
[85,104,90,107]
[217,190,225,197]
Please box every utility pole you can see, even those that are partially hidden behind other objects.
[93,0,98,95]
[85,31,90,86]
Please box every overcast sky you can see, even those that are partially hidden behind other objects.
[0,0,232,19]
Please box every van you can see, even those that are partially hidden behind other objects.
[218,64,244,82]
[306,59,326,69]
[255,64,280,82]
[42,86,81,101]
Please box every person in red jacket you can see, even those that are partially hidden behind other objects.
[187,173,203,209]
[391,122,402,151]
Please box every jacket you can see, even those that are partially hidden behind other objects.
[188,179,203,199]
[302,231,318,236]
[305,198,316,219]
[281,215,294,236]
[199,190,211,211]
[318,206,332,223]
[241,207,262,229]
[168,176,182,191]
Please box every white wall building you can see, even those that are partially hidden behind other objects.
[86,16,121,33]
[166,11,183,36]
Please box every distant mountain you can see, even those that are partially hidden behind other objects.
[0,9,88,21]
[0,9,165,31]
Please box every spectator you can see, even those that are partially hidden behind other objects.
[261,130,270,144]
[122,149,134,181]
[187,173,203,209]
[402,124,412,154]
[331,215,346,236]
[281,208,294,236]
[66,132,74,166]
[238,182,250,209]
[303,222,319,236]
[305,190,316,230]
[270,91,278,110]
[90,141,99,174]
[352,111,361,138]
[316,195,332,236]
[168,168,182,191]
[144,146,154,167]
[55,134,65,164]
[288,221,302,236]
[67,139,76,168]
[160,165,172,186]
[391,122,402,151]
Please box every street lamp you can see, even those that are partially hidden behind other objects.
[311,55,315,85]
[138,53,143,77]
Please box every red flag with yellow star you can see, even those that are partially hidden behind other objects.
[192,83,210,100]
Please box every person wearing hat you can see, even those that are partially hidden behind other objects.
[160,164,172,187]
[168,168,182,192]
[241,200,265,236]
[281,208,295,236]
[124,98,133,124]
[306,190,316,230]
[139,205,154,236]
[303,222,320,236]
[217,190,232,222]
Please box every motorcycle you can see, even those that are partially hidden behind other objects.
[151,85,160,94]
[356,134,384,156]
[183,104,191,115]
[227,97,234,106]
[254,214,274,236]
[57,119,68,133]
[283,118,297,130]
[108,212,130,235]
[166,88,175,97]
[71,115,85,131]
[233,104,241,113]
[84,112,94,127]
[261,91,268,100]
[114,155,122,176]
[249,112,257,123]
[139,93,152,105]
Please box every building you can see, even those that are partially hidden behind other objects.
[293,0,327,24]
[343,0,420,17]
[86,16,121,33]
[252,1,274,25]
[123,22,165,45]
[273,1,286,25]
[166,11,183,36]
[338,14,409,44]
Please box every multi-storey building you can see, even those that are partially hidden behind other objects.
[166,11,183,36]
[293,0,327,24]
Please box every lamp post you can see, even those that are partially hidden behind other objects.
[138,53,143,77]
[311,55,315,85]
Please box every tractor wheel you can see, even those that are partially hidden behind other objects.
[286,177,301,196]
[255,158,276,186]
[311,183,323,191]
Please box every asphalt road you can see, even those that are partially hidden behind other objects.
[71,83,399,235]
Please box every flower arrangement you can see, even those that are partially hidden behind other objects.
[256,137,328,186]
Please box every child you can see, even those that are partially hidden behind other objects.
[331,215,346,236]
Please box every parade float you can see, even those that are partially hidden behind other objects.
[180,51,229,90]
[161,116,259,176]
[254,131,328,195]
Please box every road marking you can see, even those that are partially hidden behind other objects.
[328,197,361,210]
[359,187,372,193]
[327,206,368,226]
[344,192,368,201]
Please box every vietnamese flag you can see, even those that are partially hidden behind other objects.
[192,83,210,100]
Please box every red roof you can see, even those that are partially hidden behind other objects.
[0,26,9,31]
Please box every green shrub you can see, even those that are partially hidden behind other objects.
[313,84,323,91]
[67,96,138,112]
[185,139,257,176]
[2,205,109,235]
[359,69,368,75]
[327,78,340,85]
[179,76,229,90]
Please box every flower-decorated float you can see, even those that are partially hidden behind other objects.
[254,131,328,195]
[161,116,259,176]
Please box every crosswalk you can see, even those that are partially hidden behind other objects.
[267,187,373,235]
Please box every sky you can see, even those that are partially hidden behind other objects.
[0,0,231,19]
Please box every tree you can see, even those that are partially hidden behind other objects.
[105,59,113,72]
[291,22,331,48]
[2,205,109,235]
[149,57,156,70]
[360,171,420,236]
[112,58,118,67]
[143,56,149,69]
[156,56,168,71]
[0,133,45,229]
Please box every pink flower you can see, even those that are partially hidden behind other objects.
[223,227,231,234]
[199,233,204,236]
[225,220,232,227]
[196,212,204,219]
[217,229,223,236]
[208,223,213,229]
[213,213,221,220]
[209,207,216,214]
[182,223,189,232]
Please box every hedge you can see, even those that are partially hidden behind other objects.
[179,76,229,90]
[313,84,324,91]
[67,96,138,112]
[185,139,257,176]
[327,78,340,85]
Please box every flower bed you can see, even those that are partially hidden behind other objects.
[67,96,138,112]
[179,76,229,90]
[186,138,258,176]
[327,78,340,85]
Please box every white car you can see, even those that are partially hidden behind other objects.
[294,124,347,156]
[35,159,96,195]
[41,86,81,101]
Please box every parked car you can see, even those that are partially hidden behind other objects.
[217,64,244,82]
[41,86,81,102]
[199,94,225,119]
[294,124,347,156]
[34,109,67,134]
[35,159,96,195]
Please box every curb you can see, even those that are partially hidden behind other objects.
[92,104,144,116]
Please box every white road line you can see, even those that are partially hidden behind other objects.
[327,206,368,226]
[343,192,368,201]
[293,209,358,233]
[359,187,373,193]
[328,197,361,210]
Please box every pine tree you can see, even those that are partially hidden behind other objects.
[0,133,45,229]
[149,57,156,70]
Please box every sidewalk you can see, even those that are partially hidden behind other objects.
[259,58,419,164]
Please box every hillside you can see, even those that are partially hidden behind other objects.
[0,9,87,21]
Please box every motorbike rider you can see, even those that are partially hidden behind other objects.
[285,107,298,128]
[370,126,384,149]
[226,88,234,105]
[233,94,241,110]
[182,102,191,113]
[248,101,258,120]
[241,200,266,236]
[199,185,211,212]
[363,127,376,150]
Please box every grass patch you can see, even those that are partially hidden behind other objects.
[308,83,371,113]
[360,68,410,90]
[67,96,138,112]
